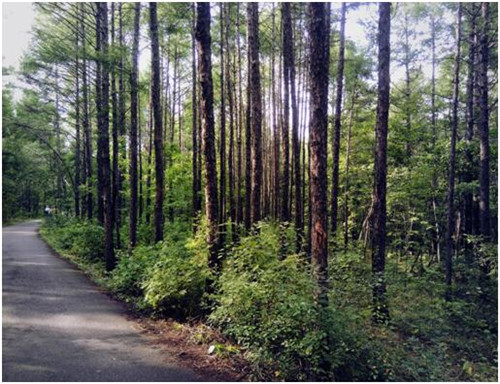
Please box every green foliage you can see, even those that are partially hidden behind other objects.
[111,219,212,317]
[210,223,382,381]
[142,227,212,317]
[110,245,158,298]
[41,216,104,260]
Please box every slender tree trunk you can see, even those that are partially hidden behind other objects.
[74,11,81,218]
[191,3,201,224]
[150,2,165,243]
[371,2,391,322]
[139,94,144,219]
[219,2,227,235]
[129,2,141,247]
[271,4,279,220]
[430,14,441,263]
[171,47,177,144]
[308,2,330,306]
[96,2,115,271]
[244,41,252,230]
[54,68,63,213]
[248,3,262,226]
[81,6,92,220]
[331,3,346,238]
[226,3,236,239]
[445,4,462,298]
[196,2,219,269]
[236,3,243,229]
[290,7,302,252]
[281,3,291,225]
[146,97,153,225]
[111,3,120,248]
[117,3,125,244]
[478,2,491,240]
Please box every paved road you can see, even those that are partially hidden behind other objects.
[2,221,202,382]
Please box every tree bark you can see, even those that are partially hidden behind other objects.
[308,2,330,306]
[236,4,243,230]
[196,2,219,269]
[331,3,346,238]
[81,5,92,220]
[281,3,291,225]
[371,2,391,322]
[191,2,201,224]
[150,3,165,243]
[248,3,262,226]
[219,2,227,236]
[129,2,141,247]
[96,2,115,271]
[74,8,81,218]
[111,3,120,248]
[226,3,236,239]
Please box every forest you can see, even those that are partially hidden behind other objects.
[2,2,498,381]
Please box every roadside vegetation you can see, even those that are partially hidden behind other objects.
[41,215,497,381]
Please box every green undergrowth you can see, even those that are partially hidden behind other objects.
[40,216,497,381]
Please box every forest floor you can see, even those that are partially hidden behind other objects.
[2,220,241,381]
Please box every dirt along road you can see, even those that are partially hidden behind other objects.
[2,220,203,382]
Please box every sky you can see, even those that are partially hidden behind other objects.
[2,2,453,102]
[2,2,36,99]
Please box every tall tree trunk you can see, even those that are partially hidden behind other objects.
[81,5,92,220]
[95,15,104,225]
[146,97,153,225]
[248,3,262,226]
[111,3,120,248]
[445,3,462,297]
[54,68,63,212]
[171,47,177,144]
[236,3,243,229]
[117,3,125,245]
[219,2,227,235]
[129,2,141,247]
[74,10,81,218]
[226,3,236,239]
[430,13,441,263]
[308,2,330,306]
[191,3,202,224]
[290,6,302,252]
[196,2,219,269]
[244,38,252,231]
[96,2,115,271]
[478,2,491,240]
[150,2,165,243]
[371,2,391,322]
[281,3,291,225]
[331,3,346,238]
[271,4,280,220]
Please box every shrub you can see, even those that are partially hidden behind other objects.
[141,220,212,317]
[210,222,377,381]
[110,245,158,298]
[42,216,104,260]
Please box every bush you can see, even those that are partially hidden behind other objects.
[210,222,378,381]
[110,245,158,298]
[142,224,212,317]
[42,216,104,260]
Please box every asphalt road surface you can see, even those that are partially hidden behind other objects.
[2,220,202,382]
